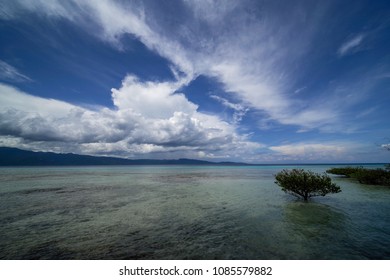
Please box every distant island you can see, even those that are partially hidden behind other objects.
[1,147,386,167]
[0,147,250,166]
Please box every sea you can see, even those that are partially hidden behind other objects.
[0,164,389,260]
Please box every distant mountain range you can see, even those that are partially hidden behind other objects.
[0,147,249,166]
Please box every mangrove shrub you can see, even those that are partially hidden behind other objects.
[275,169,341,201]
[325,167,363,177]
[327,166,390,186]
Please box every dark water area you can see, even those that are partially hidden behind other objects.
[0,165,389,259]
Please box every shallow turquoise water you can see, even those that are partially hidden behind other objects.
[0,165,389,259]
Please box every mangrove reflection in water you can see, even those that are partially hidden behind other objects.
[0,165,389,259]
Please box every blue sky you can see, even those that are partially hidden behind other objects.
[0,0,389,163]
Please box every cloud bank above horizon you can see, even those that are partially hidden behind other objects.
[0,0,389,163]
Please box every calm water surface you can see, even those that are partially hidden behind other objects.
[0,165,389,259]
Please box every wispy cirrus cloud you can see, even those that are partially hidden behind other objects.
[337,34,365,56]
[0,60,32,82]
[1,0,389,162]
[5,0,384,135]
[210,95,249,124]
[0,0,340,131]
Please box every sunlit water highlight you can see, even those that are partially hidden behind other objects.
[0,165,389,259]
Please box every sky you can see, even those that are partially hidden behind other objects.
[0,0,389,163]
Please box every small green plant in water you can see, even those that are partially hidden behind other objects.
[275,169,341,201]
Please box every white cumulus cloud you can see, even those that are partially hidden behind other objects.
[0,81,261,159]
[382,143,390,151]
[111,75,196,119]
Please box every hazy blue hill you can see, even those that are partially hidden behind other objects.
[0,147,246,166]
